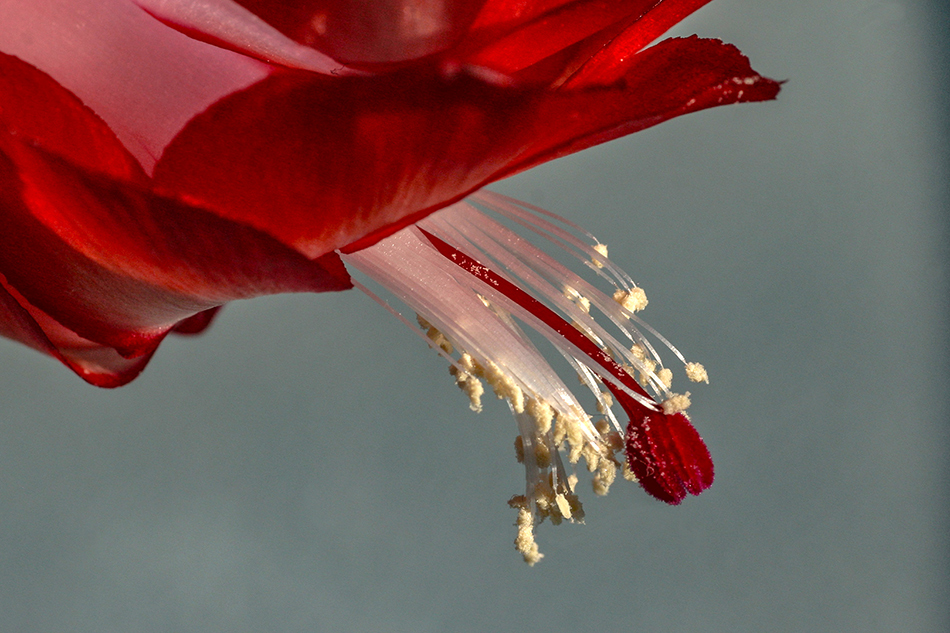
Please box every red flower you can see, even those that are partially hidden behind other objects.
[0,0,779,562]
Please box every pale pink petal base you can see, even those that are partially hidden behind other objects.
[0,0,268,169]
[132,0,358,74]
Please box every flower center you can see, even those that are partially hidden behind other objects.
[340,192,712,564]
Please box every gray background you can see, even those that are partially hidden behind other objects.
[0,0,946,631]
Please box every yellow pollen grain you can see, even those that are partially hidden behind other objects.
[458,353,476,373]
[533,479,556,522]
[462,377,484,412]
[662,392,692,415]
[451,365,485,413]
[657,367,673,389]
[483,361,525,413]
[552,412,568,446]
[563,286,592,317]
[593,460,617,496]
[613,287,648,312]
[514,506,543,566]
[567,473,579,492]
[685,362,709,384]
[421,320,453,354]
[509,385,525,413]
[596,390,615,414]
[581,443,602,472]
[526,398,554,435]
[622,461,638,482]
[564,286,590,318]
[555,493,573,519]
[592,243,609,268]
[630,343,647,362]
[562,417,586,463]
[568,442,583,465]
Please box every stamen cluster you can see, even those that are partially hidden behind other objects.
[342,192,712,564]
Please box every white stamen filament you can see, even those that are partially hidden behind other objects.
[340,192,707,563]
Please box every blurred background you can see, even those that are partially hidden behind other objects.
[0,0,946,631]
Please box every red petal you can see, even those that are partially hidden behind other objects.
[130,0,711,82]
[171,307,222,335]
[497,36,783,177]
[231,0,488,63]
[559,0,716,87]
[0,277,157,387]
[155,64,538,258]
[0,0,266,169]
[132,0,354,74]
[455,0,711,80]
[0,52,145,182]
[155,37,779,257]
[0,137,350,356]
[0,54,350,383]
[608,383,714,505]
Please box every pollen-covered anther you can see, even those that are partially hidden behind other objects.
[532,475,579,525]
[525,398,554,434]
[622,461,639,482]
[460,374,484,411]
[637,357,658,385]
[662,392,692,414]
[613,287,648,312]
[630,343,649,363]
[533,479,559,522]
[482,360,525,413]
[509,498,543,566]
[562,286,591,314]
[554,493,573,519]
[343,194,716,565]
[449,360,485,413]
[552,411,568,445]
[581,443,601,472]
[553,409,587,454]
[416,314,454,353]
[685,362,710,384]
[593,459,618,496]
[556,413,587,464]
